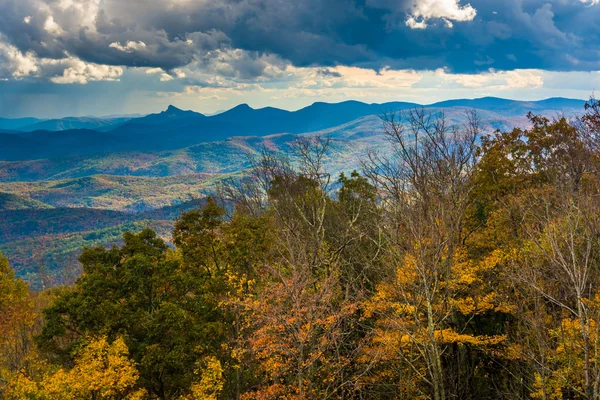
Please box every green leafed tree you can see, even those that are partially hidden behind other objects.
[37,229,227,399]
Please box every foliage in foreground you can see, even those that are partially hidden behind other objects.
[1,99,600,399]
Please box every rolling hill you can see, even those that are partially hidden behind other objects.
[0,192,52,210]
[0,200,203,288]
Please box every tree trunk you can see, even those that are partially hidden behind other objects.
[427,298,446,400]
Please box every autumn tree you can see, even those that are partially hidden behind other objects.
[233,137,382,399]
[173,195,277,399]
[0,252,48,398]
[479,111,600,399]
[361,109,515,399]
[466,104,600,399]
[8,336,145,400]
[519,192,600,399]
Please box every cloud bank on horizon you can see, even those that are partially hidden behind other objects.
[0,0,599,117]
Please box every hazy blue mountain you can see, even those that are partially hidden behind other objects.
[0,129,119,160]
[0,132,30,149]
[431,97,520,110]
[122,105,206,127]
[532,97,587,109]
[0,97,586,161]
[17,116,134,132]
[0,117,43,131]
[429,97,585,115]
[209,101,421,135]
[98,113,146,119]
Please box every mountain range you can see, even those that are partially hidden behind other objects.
[0,97,585,161]
[0,96,588,286]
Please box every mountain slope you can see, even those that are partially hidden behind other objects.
[0,201,201,287]
[0,173,225,212]
[0,108,534,182]
[0,129,120,160]
[0,220,174,288]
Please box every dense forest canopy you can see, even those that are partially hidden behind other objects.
[2,99,600,399]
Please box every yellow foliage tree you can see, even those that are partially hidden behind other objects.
[531,314,600,400]
[364,247,511,398]
[188,356,224,400]
[512,189,600,399]
[0,252,36,396]
[7,336,145,400]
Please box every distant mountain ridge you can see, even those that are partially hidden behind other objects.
[0,97,585,133]
[0,97,586,161]
[16,117,134,132]
[0,117,43,131]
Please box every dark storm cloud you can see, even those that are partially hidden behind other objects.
[0,0,599,78]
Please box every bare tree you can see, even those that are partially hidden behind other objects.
[516,186,600,399]
[363,109,482,400]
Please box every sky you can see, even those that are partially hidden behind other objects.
[0,0,599,118]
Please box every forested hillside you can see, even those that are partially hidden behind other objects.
[1,99,600,399]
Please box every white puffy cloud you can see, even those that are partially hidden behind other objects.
[43,58,123,84]
[43,15,64,36]
[0,34,123,83]
[433,68,544,89]
[0,37,38,79]
[169,48,289,88]
[406,0,477,29]
[406,17,429,29]
[145,67,164,75]
[109,41,148,53]
[145,66,186,82]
